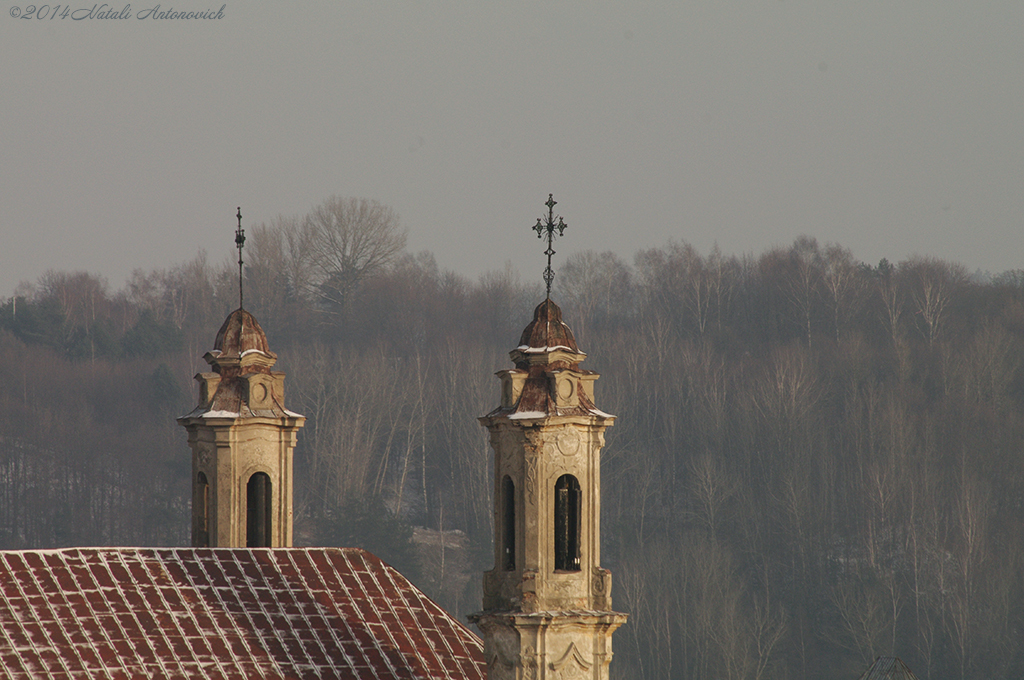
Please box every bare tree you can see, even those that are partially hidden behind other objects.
[37,271,109,332]
[904,257,967,346]
[827,576,893,666]
[689,453,735,541]
[750,594,788,680]
[821,245,865,344]
[874,261,913,382]
[163,251,221,331]
[706,244,738,334]
[946,473,990,680]
[301,197,407,313]
[556,250,632,344]
[245,221,289,316]
[785,237,823,349]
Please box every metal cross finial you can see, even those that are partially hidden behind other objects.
[235,207,245,310]
[532,193,567,299]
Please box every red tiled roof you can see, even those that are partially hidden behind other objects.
[0,547,485,679]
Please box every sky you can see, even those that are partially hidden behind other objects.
[2,2,1023,296]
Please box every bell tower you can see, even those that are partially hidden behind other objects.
[178,308,305,547]
[470,298,626,680]
[177,209,305,548]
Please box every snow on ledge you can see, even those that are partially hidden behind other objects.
[508,411,548,420]
[516,345,576,353]
[202,410,240,418]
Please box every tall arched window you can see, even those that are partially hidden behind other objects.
[247,472,272,547]
[196,472,209,547]
[554,474,581,571]
[502,476,516,571]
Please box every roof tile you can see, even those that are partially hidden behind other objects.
[0,547,484,679]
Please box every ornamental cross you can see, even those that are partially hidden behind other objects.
[235,207,245,309]
[532,193,567,299]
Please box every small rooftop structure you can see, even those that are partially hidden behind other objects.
[0,547,485,679]
[857,657,921,680]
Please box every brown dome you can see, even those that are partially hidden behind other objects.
[214,308,272,357]
[517,299,579,352]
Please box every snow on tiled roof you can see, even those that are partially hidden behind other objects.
[0,547,485,680]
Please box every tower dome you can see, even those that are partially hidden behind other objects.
[213,308,274,360]
[517,298,580,354]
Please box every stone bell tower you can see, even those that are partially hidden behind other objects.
[177,209,304,548]
[470,298,626,680]
[177,308,305,547]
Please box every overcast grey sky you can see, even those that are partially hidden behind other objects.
[2,2,1022,296]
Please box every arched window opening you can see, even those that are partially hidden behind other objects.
[554,474,581,571]
[502,476,516,571]
[247,472,272,547]
[196,472,210,547]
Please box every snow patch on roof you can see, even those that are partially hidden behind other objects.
[509,411,548,420]
[517,345,576,353]
[202,410,240,418]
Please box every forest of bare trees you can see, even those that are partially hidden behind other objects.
[3,198,1024,679]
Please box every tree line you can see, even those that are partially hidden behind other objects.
[3,198,1024,679]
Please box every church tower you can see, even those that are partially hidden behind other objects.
[471,298,626,680]
[178,308,305,547]
[178,209,304,548]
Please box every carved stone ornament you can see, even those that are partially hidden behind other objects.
[197,443,214,468]
[557,376,575,401]
[550,579,577,594]
[521,644,539,680]
[525,456,539,506]
[550,642,591,680]
[556,428,581,457]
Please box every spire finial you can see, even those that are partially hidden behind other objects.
[235,207,245,310]
[532,193,568,299]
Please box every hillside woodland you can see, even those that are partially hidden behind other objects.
[3,200,1024,679]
